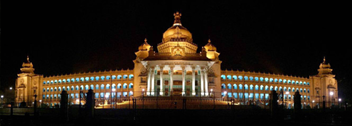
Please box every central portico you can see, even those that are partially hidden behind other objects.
[133,12,222,98]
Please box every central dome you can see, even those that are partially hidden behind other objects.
[162,12,193,43]
[157,12,198,54]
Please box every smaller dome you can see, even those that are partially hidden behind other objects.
[138,38,151,51]
[204,39,217,51]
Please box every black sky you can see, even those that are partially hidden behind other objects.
[1,1,352,99]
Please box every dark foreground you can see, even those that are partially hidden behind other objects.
[1,109,351,126]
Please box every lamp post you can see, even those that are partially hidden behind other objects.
[1,95,4,105]
[330,91,334,108]
[338,98,341,108]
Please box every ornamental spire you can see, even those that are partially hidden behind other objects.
[27,55,30,63]
[208,39,211,43]
[144,38,148,44]
[173,11,182,26]
[323,56,326,64]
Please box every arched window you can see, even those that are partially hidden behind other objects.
[244,76,248,81]
[279,79,282,83]
[233,84,237,89]
[279,86,282,91]
[54,87,57,91]
[95,85,99,90]
[129,74,134,79]
[75,86,79,90]
[307,89,310,93]
[76,78,79,82]
[249,76,254,81]
[233,75,238,80]
[90,77,94,81]
[63,79,66,83]
[284,87,287,91]
[117,84,122,89]
[112,84,116,89]
[274,86,278,91]
[307,82,310,85]
[117,75,122,79]
[101,84,104,90]
[221,84,226,89]
[129,91,134,96]
[255,85,259,90]
[284,79,288,84]
[85,77,89,82]
[239,84,243,90]
[90,85,94,90]
[101,76,105,80]
[264,78,269,82]
[106,84,110,89]
[292,80,295,85]
[259,77,264,82]
[85,85,89,90]
[274,78,278,83]
[123,83,128,89]
[47,81,50,84]
[270,86,273,91]
[80,77,84,82]
[112,75,116,80]
[221,75,226,80]
[249,85,253,90]
[54,80,58,84]
[50,87,53,92]
[71,86,74,91]
[292,87,295,92]
[66,86,70,91]
[227,84,231,89]
[260,85,263,90]
[288,87,291,92]
[58,79,62,83]
[303,82,306,85]
[43,88,46,92]
[255,77,259,82]
[95,76,100,81]
[43,81,46,84]
[80,85,83,90]
[244,84,248,90]
[227,75,232,80]
[300,88,302,93]
[123,75,128,79]
[238,76,243,81]
[129,83,133,88]
[265,85,268,91]
[304,88,306,93]
[106,76,111,80]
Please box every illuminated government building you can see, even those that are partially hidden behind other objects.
[14,12,338,108]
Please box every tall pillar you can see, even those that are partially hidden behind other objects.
[151,67,155,96]
[147,67,152,96]
[159,66,164,96]
[169,66,174,95]
[181,66,186,96]
[200,68,204,96]
[204,69,209,96]
[192,67,196,96]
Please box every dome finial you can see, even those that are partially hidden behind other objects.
[323,56,326,64]
[144,38,148,44]
[27,55,30,63]
[173,11,182,26]
[208,39,211,43]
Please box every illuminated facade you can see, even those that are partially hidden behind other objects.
[15,12,338,108]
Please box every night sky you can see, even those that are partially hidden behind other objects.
[2,1,352,99]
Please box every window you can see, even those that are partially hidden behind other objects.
[90,85,94,90]
[123,83,127,89]
[221,84,226,89]
[227,92,232,97]
[255,85,259,90]
[96,85,99,90]
[85,85,89,90]
[85,77,89,82]
[95,76,100,81]
[117,84,122,89]
[244,84,248,90]
[249,76,253,81]
[76,78,79,82]
[90,77,94,81]
[274,78,278,83]
[285,79,288,84]
[244,76,248,81]
[129,74,134,79]
[238,76,243,81]
[279,79,282,83]
[227,75,232,80]
[269,78,273,83]
[101,76,105,80]
[233,93,237,99]
[58,80,62,83]
[106,84,110,89]
[264,78,269,82]
[101,84,104,90]
[221,75,226,80]
[255,77,259,82]
[117,75,122,79]
[265,85,268,91]
[250,85,253,90]
[233,75,238,80]
[123,75,128,79]
[54,80,58,84]
[227,84,232,89]
[259,77,264,82]
[62,79,66,83]
[106,76,111,80]
[239,84,243,90]
[112,75,116,80]
[233,84,237,89]
[80,77,84,82]
[75,86,79,90]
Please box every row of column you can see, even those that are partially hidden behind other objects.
[146,66,209,96]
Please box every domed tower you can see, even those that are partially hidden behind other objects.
[15,56,43,107]
[203,39,220,60]
[312,57,338,108]
[135,38,151,60]
[157,12,198,55]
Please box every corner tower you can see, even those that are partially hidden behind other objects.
[15,56,43,106]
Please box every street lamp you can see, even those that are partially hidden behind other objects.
[9,87,13,90]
